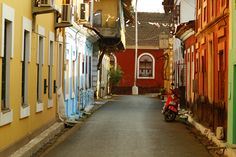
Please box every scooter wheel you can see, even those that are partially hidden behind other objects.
[164,110,176,122]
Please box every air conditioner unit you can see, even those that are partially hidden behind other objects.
[79,3,89,21]
[62,4,72,23]
[38,0,54,7]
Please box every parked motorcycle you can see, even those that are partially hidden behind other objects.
[162,89,180,122]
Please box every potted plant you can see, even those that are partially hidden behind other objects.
[108,66,123,94]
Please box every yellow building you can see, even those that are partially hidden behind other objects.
[0,0,68,155]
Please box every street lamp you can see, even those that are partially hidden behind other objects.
[132,0,138,95]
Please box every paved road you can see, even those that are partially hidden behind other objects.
[41,95,211,157]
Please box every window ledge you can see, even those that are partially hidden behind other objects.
[20,105,30,119]
[0,109,13,126]
[48,99,53,108]
[36,102,44,113]
[137,77,155,79]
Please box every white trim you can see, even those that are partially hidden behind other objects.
[36,102,44,112]
[71,92,75,98]
[57,42,63,88]
[65,48,70,60]
[48,31,54,65]
[37,25,45,64]
[1,3,15,58]
[191,45,194,53]
[65,94,69,100]
[49,31,54,41]
[187,48,190,53]
[0,110,13,126]
[58,35,63,42]
[137,53,155,79]
[179,29,195,41]
[20,105,30,119]
[22,16,32,62]
[72,49,76,61]
[110,53,117,70]
[48,99,53,108]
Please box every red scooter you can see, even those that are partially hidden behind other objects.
[162,89,180,122]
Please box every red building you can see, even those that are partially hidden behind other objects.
[113,49,165,94]
[193,0,229,138]
[112,13,171,94]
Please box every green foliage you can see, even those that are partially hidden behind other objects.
[109,66,123,86]
[159,88,166,94]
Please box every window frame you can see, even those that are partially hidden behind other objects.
[0,3,14,126]
[48,32,54,108]
[137,53,155,79]
[57,35,63,89]
[36,25,45,113]
[20,17,32,119]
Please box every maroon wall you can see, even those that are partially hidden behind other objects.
[113,49,165,94]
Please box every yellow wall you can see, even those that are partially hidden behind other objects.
[0,0,62,151]
[94,0,118,27]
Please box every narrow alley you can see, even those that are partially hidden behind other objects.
[40,95,210,157]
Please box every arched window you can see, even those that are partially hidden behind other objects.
[138,53,155,78]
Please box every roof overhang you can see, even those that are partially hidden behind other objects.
[175,20,195,41]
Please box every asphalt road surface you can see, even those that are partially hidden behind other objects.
[41,95,211,157]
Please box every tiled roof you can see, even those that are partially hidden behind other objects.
[122,0,134,24]
[125,12,172,47]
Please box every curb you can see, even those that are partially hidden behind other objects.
[10,122,64,157]
[187,115,236,157]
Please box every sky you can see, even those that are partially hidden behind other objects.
[132,0,164,13]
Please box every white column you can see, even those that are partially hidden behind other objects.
[132,0,138,95]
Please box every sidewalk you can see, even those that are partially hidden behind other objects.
[9,98,109,157]
[187,114,236,157]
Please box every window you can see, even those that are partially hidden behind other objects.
[89,56,92,88]
[86,56,88,88]
[21,17,32,110]
[20,17,32,118]
[138,54,155,78]
[218,50,224,100]
[72,57,75,96]
[58,42,63,88]
[86,56,88,74]
[48,40,53,100]
[48,32,54,104]
[0,3,14,126]
[36,26,45,112]
[22,30,30,106]
[37,36,44,103]
[93,10,102,27]
[209,0,215,20]
[1,15,14,111]
[65,49,69,99]
[202,0,207,25]
[82,55,84,74]
[203,7,206,22]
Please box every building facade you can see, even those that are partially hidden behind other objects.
[0,0,66,155]
[228,0,236,145]
[194,0,229,139]
[113,49,165,94]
